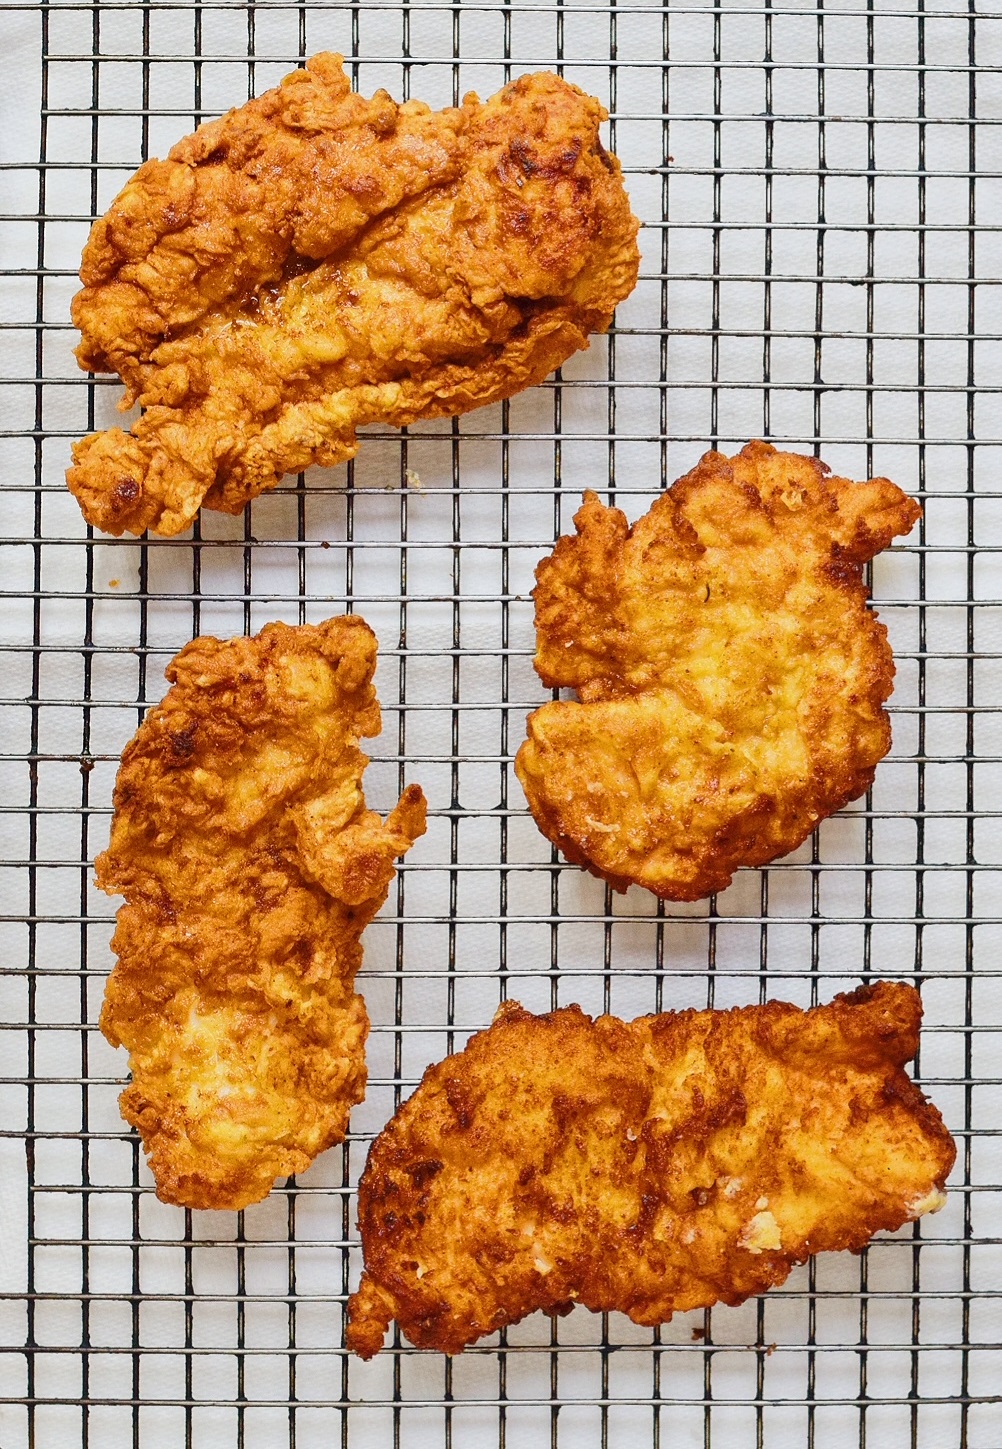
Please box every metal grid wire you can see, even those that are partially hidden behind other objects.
[2,0,1001,1444]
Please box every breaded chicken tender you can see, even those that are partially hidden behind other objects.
[514,441,921,900]
[68,54,640,537]
[97,617,426,1210]
[347,982,954,1357]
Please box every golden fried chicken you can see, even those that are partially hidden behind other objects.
[347,982,954,1357]
[68,53,640,537]
[97,616,426,1210]
[514,441,921,901]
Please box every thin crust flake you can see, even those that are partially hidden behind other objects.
[68,53,640,537]
[514,441,922,900]
[97,617,427,1210]
[347,983,955,1357]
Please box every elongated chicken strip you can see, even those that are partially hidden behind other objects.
[515,441,921,900]
[98,617,426,1210]
[69,53,640,536]
[347,982,954,1356]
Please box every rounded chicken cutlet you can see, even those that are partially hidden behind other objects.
[68,52,640,537]
[514,440,922,901]
[97,616,426,1210]
[347,982,955,1357]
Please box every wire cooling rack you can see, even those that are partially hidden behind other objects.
[2,1,1002,1445]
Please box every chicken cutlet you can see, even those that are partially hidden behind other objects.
[97,616,426,1210]
[347,982,954,1357]
[68,53,640,537]
[514,441,921,901]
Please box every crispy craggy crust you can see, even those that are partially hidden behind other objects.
[514,441,922,901]
[68,53,640,537]
[347,983,955,1357]
[97,617,426,1210]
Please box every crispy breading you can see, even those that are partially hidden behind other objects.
[97,617,426,1210]
[514,441,921,901]
[347,982,955,1357]
[68,53,640,537]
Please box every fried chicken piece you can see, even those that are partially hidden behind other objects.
[347,982,954,1357]
[514,441,921,901]
[68,53,640,537]
[97,617,426,1210]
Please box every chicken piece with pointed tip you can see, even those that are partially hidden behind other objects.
[68,54,640,537]
[348,982,954,1357]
